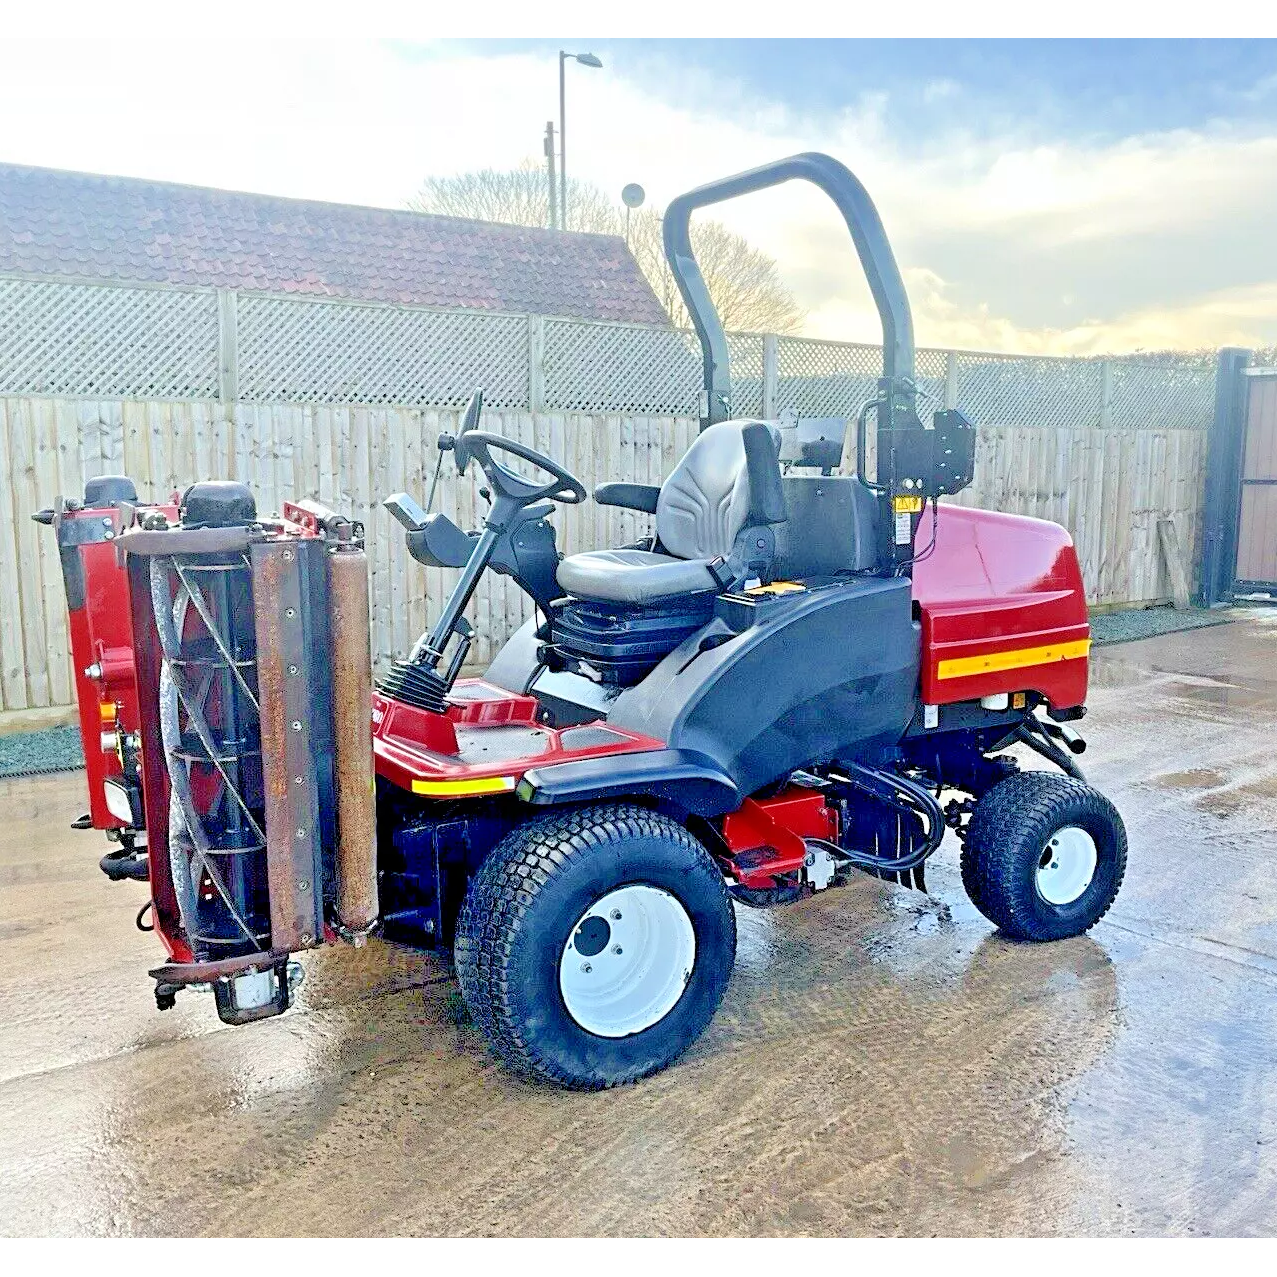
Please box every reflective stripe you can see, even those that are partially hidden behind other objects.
[936,638,1091,681]
[410,775,518,797]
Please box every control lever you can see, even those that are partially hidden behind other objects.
[383,492,430,533]
[425,430,456,512]
[443,617,473,686]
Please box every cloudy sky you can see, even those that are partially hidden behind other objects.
[2,36,1276,354]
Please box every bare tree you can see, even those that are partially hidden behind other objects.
[624,208,803,334]
[408,163,620,235]
[410,165,804,334]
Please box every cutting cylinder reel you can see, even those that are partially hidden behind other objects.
[118,482,377,1024]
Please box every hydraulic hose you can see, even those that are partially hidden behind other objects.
[826,763,947,873]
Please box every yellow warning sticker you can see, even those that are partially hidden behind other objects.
[937,639,1091,680]
[893,495,924,514]
[411,775,518,797]
[746,581,807,595]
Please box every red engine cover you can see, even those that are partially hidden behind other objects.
[912,505,1089,710]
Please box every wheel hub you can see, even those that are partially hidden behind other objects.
[1035,825,1098,905]
[558,884,696,1038]
[572,914,611,957]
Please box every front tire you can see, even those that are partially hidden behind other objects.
[454,804,736,1089]
[961,772,1127,941]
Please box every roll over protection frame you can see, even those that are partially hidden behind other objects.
[661,151,917,429]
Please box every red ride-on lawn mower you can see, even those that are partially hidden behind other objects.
[44,153,1125,1087]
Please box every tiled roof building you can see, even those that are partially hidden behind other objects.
[0,163,669,325]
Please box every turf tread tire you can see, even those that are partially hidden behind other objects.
[454,803,735,1090]
[961,771,1127,942]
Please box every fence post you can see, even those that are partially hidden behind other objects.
[762,333,779,417]
[528,314,546,413]
[1098,359,1113,429]
[1199,347,1253,606]
[944,350,958,408]
[216,288,238,406]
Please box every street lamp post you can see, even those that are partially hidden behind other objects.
[558,50,602,231]
[543,121,557,231]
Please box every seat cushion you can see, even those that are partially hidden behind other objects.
[556,549,717,604]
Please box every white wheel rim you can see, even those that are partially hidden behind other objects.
[1035,825,1098,905]
[558,884,696,1038]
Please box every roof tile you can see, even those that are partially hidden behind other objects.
[0,163,671,326]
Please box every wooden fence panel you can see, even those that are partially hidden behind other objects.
[0,393,1210,713]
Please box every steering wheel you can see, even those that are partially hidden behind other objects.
[455,430,587,506]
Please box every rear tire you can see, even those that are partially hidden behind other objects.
[454,803,736,1089]
[961,772,1127,941]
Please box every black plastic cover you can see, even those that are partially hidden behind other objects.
[609,577,920,797]
[405,512,476,569]
[83,474,138,507]
[180,481,257,529]
[775,475,879,576]
[517,747,740,817]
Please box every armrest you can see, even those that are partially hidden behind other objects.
[742,421,787,525]
[593,482,661,514]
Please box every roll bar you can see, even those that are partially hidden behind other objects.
[662,151,916,428]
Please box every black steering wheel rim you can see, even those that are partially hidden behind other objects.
[457,430,587,506]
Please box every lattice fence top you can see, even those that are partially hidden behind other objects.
[773,335,881,420]
[1109,358,1217,431]
[726,332,766,418]
[954,351,1105,430]
[542,317,702,415]
[236,293,530,409]
[0,272,1218,430]
[0,275,219,399]
[767,338,953,422]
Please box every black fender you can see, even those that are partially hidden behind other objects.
[515,748,741,818]
[608,577,919,799]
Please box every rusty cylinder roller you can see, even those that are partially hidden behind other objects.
[327,541,379,936]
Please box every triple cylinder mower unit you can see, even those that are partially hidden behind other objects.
[44,152,1126,1087]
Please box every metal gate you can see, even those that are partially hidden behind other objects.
[1234,372,1277,596]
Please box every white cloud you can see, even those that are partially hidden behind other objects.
[1,38,1275,355]
[921,79,960,105]
[808,270,1277,355]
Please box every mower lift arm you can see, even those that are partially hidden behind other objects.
[663,151,916,427]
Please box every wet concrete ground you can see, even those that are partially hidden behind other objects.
[2,615,1276,1237]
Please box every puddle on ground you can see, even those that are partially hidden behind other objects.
[1152,768,1228,790]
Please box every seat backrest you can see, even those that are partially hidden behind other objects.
[656,420,779,561]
